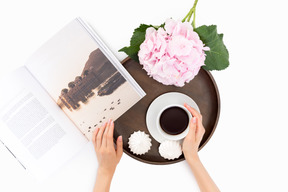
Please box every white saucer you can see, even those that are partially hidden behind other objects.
[146,92,200,143]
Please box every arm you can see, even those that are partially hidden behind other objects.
[183,104,220,192]
[92,119,123,192]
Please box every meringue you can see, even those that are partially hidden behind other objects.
[159,140,182,160]
[128,131,152,155]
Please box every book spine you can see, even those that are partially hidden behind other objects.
[75,17,146,98]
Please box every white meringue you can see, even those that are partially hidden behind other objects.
[159,140,182,160]
[128,131,152,155]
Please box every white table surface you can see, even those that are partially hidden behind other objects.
[0,0,288,191]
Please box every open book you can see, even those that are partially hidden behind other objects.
[0,18,145,180]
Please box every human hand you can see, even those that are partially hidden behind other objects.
[183,104,220,192]
[92,119,123,177]
[182,103,205,163]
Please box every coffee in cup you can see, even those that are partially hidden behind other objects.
[157,104,192,140]
[160,106,189,135]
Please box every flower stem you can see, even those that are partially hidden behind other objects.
[192,9,196,28]
[187,9,193,22]
[191,0,198,28]
[182,0,199,28]
[182,8,193,22]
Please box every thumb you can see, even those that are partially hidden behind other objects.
[116,135,123,160]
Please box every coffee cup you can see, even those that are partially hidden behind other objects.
[156,104,192,141]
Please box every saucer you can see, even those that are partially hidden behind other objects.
[146,92,200,143]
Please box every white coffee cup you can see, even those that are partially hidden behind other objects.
[156,104,192,141]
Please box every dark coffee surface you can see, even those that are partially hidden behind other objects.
[160,107,189,135]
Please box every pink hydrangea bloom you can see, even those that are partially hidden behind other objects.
[138,18,209,87]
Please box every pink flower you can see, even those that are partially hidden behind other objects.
[138,18,209,87]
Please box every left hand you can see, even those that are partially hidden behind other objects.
[92,119,123,176]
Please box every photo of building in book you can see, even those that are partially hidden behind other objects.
[57,49,126,111]
[54,47,141,140]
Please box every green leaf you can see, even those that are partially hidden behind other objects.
[154,22,165,29]
[194,25,229,71]
[119,24,153,62]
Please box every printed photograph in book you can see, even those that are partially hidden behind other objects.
[56,48,139,140]
[26,19,143,141]
[57,49,126,112]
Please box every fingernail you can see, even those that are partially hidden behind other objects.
[193,117,197,124]
[118,135,122,142]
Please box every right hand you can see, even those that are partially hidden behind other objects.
[182,103,206,162]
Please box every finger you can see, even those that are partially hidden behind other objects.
[102,120,111,147]
[196,125,206,142]
[96,122,107,149]
[107,120,114,148]
[92,127,99,148]
[186,117,197,140]
[116,135,123,161]
[184,103,202,121]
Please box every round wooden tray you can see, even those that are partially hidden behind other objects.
[114,58,220,165]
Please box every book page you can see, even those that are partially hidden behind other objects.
[0,67,88,180]
[26,19,144,140]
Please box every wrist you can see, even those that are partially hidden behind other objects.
[97,167,115,179]
[94,167,115,192]
[186,153,201,165]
